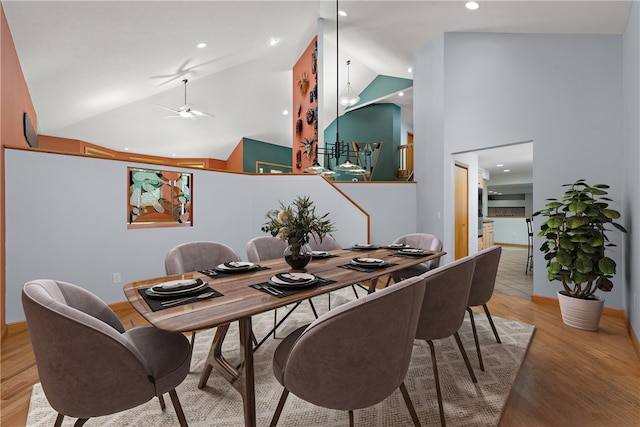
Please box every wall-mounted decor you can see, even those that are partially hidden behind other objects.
[297,72,309,96]
[127,167,192,229]
[23,113,39,148]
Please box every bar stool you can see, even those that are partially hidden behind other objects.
[525,217,533,274]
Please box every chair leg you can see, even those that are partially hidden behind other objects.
[453,332,477,383]
[348,410,355,427]
[351,285,360,299]
[483,304,501,343]
[158,393,166,410]
[169,388,189,427]
[466,307,484,371]
[399,382,422,427]
[190,331,197,352]
[73,419,89,427]
[427,340,446,427]
[54,414,64,427]
[384,275,393,288]
[308,299,319,318]
[270,388,290,427]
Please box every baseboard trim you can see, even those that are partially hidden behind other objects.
[531,294,625,318]
[631,325,640,363]
[496,242,528,249]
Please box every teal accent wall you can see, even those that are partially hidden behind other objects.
[324,103,400,181]
[346,75,412,110]
[242,138,292,173]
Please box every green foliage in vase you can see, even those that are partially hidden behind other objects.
[533,179,627,299]
[261,196,335,249]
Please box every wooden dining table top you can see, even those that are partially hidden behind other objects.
[123,247,446,333]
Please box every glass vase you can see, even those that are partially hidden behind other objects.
[284,241,312,270]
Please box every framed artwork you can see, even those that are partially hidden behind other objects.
[127,167,192,229]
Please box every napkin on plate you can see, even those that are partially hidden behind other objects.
[275,273,314,283]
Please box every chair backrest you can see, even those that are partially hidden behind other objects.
[165,241,241,275]
[468,245,502,307]
[414,255,476,341]
[246,236,288,262]
[307,234,342,251]
[281,274,427,411]
[393,233,444,269]
[22,280,155,417]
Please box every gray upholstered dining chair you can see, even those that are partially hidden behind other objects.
[246,235,288,265]
[386,233,443,286]
[467,245,502,371]
[269,274,427,427]
[165,240,242,349]
[414,256,477,427]
[308,234,364,301]
[22,279,191,427]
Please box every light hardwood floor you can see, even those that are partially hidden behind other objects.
[2,250,639,426]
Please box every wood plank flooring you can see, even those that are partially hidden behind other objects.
[2,249,639,426]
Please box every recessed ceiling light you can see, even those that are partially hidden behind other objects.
[408,67,413,73]
[503,169,510,173]
[269,38,280,46]
[124,147,129,151]
[496,163,504,167]
[338,10,347,17]
[398,92,404,97]
[282,110,289,116]
[197,42,207,48]
[172,154,177,157]
[465,1,480,11]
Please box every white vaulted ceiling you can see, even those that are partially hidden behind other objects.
[2,1,631,160]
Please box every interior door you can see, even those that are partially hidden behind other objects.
[454,163,469,259]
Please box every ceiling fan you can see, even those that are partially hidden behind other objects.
[158,79,214,119]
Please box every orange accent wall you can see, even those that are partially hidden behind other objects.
[1,2,37,338]
[292,36,318,174]
[226,138,244,172]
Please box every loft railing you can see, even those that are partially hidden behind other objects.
[397,143,414,179]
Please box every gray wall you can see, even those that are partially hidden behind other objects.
[5,149,417,322]
[414,33,626,310]
[623,1,640,340]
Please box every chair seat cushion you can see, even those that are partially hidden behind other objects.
[272,325,308,385]
[124,326,191,394]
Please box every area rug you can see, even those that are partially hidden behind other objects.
[26,289,535,426]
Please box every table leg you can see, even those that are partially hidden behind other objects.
[239,317,256,427]
[367,277,379,293]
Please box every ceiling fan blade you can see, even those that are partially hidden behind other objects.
[191,109,215,118]
[157,104,181,114]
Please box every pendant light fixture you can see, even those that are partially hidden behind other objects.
[339,60,360,107]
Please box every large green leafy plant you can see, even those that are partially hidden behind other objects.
[533,180,627,299]
[261,195,335,255]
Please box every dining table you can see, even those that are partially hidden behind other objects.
[123,246,446,427]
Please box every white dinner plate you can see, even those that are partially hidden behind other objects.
[352,243,375,249]
[146,279,207,297]
[350,257,385,267]
[398,248,430,256]
[385,243,410,249]
[215,261,256,272]
[311,250,330,257]
[270,272,317,287]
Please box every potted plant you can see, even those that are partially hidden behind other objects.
[261,195,335,269]
[533,179,627,331]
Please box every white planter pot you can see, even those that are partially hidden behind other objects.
[557,291,604,331]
